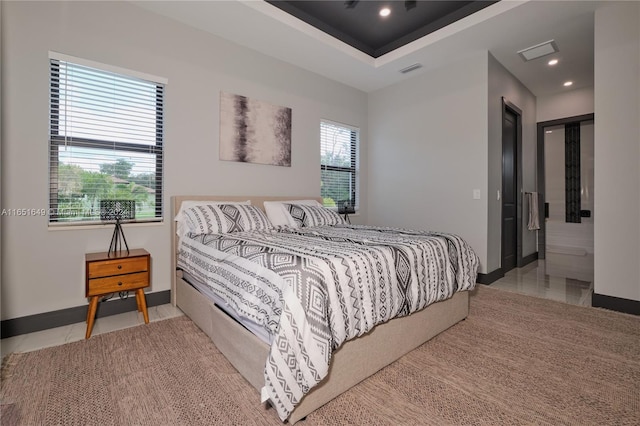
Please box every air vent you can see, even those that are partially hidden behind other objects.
[399,63,422,74]
[517,40,559,62]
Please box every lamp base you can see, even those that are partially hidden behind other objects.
[108,220,129,256]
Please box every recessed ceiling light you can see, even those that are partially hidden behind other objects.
[548,59,558,66]
[379,7,391,17]
[563,81,573,87]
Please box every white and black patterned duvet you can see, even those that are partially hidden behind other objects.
[177,224,479,421]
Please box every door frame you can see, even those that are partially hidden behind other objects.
[501,98,524,269]
[536,113,594,259]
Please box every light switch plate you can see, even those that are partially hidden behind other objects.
[473,189,481,199]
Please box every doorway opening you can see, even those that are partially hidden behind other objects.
[537,114,595,283]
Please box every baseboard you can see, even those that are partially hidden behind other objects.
[477,253,537,285]
[476,268,505,285]
[592,292,639,316]
[1,290,171,339]
[520,251,538,267]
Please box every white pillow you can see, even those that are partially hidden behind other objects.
[264,199,321,227]
[175,200,250,238]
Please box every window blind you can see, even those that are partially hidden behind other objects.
[48,54,165,225]
[320,120,359,210]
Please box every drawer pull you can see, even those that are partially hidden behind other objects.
[117,265,122,269]
[118,281,123,286]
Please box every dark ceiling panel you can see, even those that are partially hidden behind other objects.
[267,1,499,58]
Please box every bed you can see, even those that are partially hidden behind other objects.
[171,195,479,424]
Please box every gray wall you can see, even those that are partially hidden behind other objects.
[593,1,640,302]
[368,53,489,272]
[0,1,368,320]
[367,52,537,276]
[537,87,594,122]
[487,54,537,273]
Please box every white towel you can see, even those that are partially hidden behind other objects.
[527,192,540,231]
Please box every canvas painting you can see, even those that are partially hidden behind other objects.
[219,91,292,167]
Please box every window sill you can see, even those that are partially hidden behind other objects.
[48,221,164,232]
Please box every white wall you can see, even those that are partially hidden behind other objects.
[367,53,489,272]
[367,52,537,276]
[593,1,640,302]
[537,87,595,123]
[487,54,538,272]
[0,1,367,320]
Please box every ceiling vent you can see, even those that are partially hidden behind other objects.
[399,63,423,74]
[517,40,559,61]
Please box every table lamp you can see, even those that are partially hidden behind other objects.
[100,200,136,256]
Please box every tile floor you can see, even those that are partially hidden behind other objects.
[489,252,594,307]
[1,303,184,360]
[1,251,594,359]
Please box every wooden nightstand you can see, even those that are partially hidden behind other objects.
[85,249,150,339]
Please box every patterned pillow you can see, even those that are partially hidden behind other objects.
[183,204,272,234]
[175,200,250,238]
[285,204,346,227]
[264,200,321,227]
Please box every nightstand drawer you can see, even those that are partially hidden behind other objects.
[87,271,149,296]
[87,256,148,278]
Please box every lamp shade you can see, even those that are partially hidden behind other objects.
[100,200,136,222]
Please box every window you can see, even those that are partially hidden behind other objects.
[320,120,359,210]
[48,53,166,225]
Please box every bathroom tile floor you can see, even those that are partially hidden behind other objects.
[489,252,594,307]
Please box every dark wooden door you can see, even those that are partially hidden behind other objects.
[502,108,518,273]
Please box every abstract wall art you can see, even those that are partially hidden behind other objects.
[219,91,292,167]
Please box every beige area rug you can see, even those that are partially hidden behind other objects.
[2,286,639,425]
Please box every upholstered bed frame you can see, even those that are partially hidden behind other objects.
[171,195,470,424]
